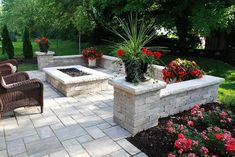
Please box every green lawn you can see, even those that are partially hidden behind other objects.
[0,39,113,60]
[1,39,234,107]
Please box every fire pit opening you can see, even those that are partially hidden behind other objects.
[58,68,90,77]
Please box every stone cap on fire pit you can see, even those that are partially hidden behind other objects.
[109,77,167,95]
[43,65,111,84]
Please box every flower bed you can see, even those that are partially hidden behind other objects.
[128,103,235,157]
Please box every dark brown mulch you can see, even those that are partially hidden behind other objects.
[127,103,226,157]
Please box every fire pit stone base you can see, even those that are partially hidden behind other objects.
[44,65,111,96]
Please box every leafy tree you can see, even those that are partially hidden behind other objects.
[154,0,235,51]
[2,24,14,59]
[23,27,33,59]
[73,5,95,53]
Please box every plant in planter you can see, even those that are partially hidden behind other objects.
[162,58,205,83]
[82,47,103,67]
[35,37,49,53]
[112,15,162,83]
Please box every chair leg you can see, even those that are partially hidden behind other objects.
[40,106,43,113]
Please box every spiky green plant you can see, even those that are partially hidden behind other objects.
[110,14,156,61]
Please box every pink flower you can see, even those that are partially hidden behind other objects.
[191,109,197,115]
[211,155,217,157]
[192,140,198,146]
[201,134,209,140]
[227,118,232,123]
[187,153,196,157]
[193,105,199,109]
[187,121,194,127]
[166,120,173,127]
[207,127,212,132]
[200,146,209,154]
[200,108,205,112]
[219,111,227,119]
[178,149,183,154]
[223,132,232,141]
[214,126,221,132]
[168,127,174,134]
[168,153,176,157]
[178,125,184,130]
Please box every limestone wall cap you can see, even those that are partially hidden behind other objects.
[35,51,55,56]
[109,78,167,95]
[160,75,224,98]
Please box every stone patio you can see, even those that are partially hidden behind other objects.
[0,70,148,157]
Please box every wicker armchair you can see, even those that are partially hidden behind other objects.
[0,59,18,69]
[0,63,15,76]
[0,59,18,76]
[0,72,44,117]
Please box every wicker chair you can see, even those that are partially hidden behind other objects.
[0,59,18,69]
[0,63,15,76]
[0,72,44,117]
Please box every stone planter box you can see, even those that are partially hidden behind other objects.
[44,65,110,96]
[109,75,224,135]
[36,51,55,70]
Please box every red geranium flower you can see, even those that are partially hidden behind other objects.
[35,38,41,43]
[147,50,153,56]
[141,48,148,54]
[214,133,224,140]
[178,133,185,139]
[190,69,200,76]
[225,138,235,152]
[117,49,124,57]
[154,51,162,59]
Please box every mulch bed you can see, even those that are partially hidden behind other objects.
[127,103,232,157]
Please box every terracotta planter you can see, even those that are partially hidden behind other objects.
[88,58,96,67]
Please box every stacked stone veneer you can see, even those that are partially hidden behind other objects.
[110,75,224,135]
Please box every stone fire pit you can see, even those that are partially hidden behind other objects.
[44,65,110,96]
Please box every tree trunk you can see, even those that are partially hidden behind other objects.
[175,15,190,52]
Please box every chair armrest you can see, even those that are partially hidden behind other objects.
[4,79,43,93]
[3,72,30,84]
[0,63,14,76]
[0,59,18,68]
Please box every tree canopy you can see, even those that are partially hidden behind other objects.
[0,0,234,50]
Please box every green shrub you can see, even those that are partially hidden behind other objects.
[23,27,33,59]
[2,25,14,59]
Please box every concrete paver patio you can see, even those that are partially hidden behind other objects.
[0,70,148,157]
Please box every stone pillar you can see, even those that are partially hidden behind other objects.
[109,78,166,135]
[36,51,55,70]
